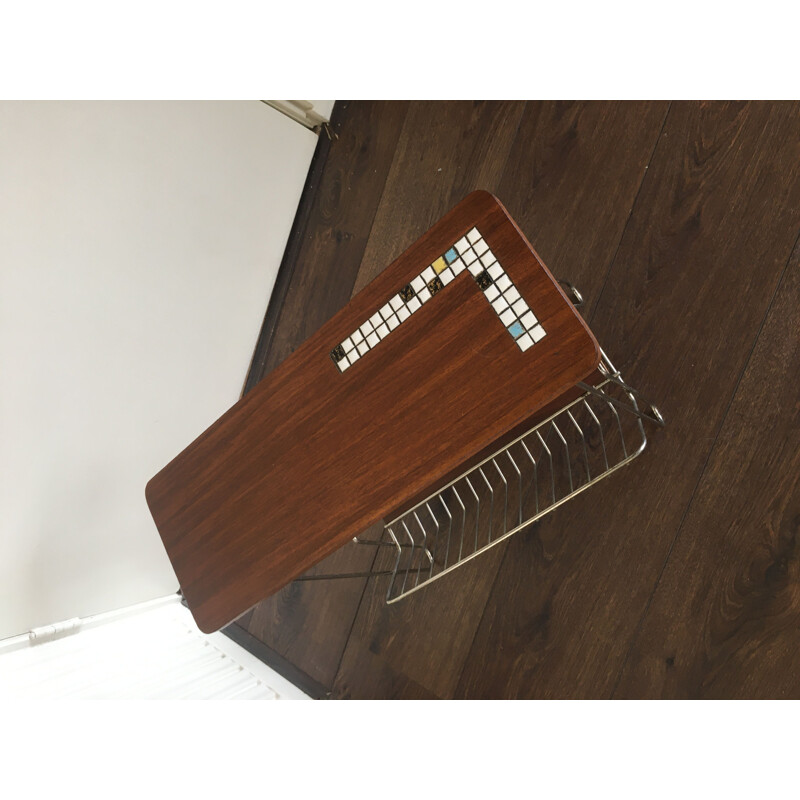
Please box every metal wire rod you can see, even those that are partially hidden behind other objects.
[289,309,663,605]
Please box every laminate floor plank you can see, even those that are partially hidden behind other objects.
[613,232,800,698]
[351,101,528,293]
[332,101,669,699]
[495,101,670,312]
[332,100,527,698]
[456,101,800,698]
[250,100,409,379]
[233,101,800,699]
[234,101,409,688]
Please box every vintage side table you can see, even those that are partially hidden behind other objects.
[146,191,663,633]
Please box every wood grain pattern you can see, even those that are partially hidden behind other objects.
[352,102,529,294]
[233,101,409,684]
[147,190,600,632]
[230,101,800,699]
[332,102,670,699]
[612,234,800,698]
[334,551,503,699]
[251,101,411,381]
[494,101,670,314]
[243,522,380,687]
[385,371,605,521]
[456,101,800,698]
[327,101,531,697]
[241,101,524,686]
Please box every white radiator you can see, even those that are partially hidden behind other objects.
[0,596,308,700]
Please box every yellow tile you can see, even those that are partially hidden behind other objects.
[432,256,447,274]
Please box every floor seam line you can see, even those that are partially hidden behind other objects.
[609,222,800,697]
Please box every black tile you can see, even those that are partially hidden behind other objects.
[427,276,444,295]
[330,344,346,363]
[475,269,493,290]
[399,284,415,302]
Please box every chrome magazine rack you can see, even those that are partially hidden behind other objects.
[295,282,664,603]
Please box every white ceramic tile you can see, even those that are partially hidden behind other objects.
[504,287,521,304]
[512,298,528,317]
[517,333,534,352]
[332,228,548,373]
[455,236,470,254]
[492,297,509,314]
[500,309,516,326]
[496,274,511,292]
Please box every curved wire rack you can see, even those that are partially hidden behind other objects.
[296,283,664,603]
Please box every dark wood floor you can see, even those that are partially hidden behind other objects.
[227,101,800,699]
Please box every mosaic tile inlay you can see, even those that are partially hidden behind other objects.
[329,227,547,372]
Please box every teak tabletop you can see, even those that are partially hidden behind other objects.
[146,191,601,632]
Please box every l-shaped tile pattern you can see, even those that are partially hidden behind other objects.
[330,227,546,372]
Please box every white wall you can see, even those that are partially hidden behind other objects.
[0,101,320,639]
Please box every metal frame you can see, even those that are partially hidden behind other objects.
[295,283,664,602]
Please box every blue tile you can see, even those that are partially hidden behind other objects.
[508,321,524,339]
[444,247,458,264]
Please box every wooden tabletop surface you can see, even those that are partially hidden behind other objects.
[146,190,600,632]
